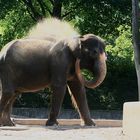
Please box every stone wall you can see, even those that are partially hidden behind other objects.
[12,108,122,120]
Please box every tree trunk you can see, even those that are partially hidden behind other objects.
[52,0,62,19]
[132,0,140,100]
[22,0,43,21]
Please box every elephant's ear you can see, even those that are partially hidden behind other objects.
[67,38,81,59]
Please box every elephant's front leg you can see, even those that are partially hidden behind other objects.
[68,80,95,126]
[46,85,66,126]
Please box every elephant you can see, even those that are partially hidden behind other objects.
[0,33,107,126]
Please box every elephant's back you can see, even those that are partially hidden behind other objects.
[0,39,53,64]
[0,40,18,62]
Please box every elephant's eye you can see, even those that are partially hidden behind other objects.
[93,50,98,54]
[84,48,89,53]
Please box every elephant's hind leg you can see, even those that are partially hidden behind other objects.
[1,92,19,126]
[0,78,16,126]
[0,91,17,126]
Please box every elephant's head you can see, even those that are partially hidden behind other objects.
[68,34,107,89]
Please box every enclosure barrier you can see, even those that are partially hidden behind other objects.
[123,102,140,140]
[13,119,121,127]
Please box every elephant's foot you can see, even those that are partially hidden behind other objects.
[46,119,59,126]
[0,117,15,126]
[81,118,96,126]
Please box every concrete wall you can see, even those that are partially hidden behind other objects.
[123,102,140,139]
[12,108,122,120]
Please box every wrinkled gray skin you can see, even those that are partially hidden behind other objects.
[0,34,106,126]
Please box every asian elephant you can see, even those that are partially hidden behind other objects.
[0,19,107,127]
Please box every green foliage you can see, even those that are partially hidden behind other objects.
[14,88,52,108]
[0,0,18,19]
[0,9,35,48]
[107,25,133,61]
[66,0,131,37]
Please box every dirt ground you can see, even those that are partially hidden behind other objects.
[0,125,136,140]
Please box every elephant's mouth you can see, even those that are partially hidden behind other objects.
[75,52,107,89]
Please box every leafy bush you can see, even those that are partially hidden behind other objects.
[0,4,35,49]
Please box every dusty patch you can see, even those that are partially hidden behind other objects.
[0,125,135,140]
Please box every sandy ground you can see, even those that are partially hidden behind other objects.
[0,125,136,140]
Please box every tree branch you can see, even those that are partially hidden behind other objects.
[132,0,140,64]
[26,7,37,21]
[22,0,43,21]
[62,1,86,18]
[36,0,46,16]
[41,0,52,15]
[62,10,73,18]
[49,0,54,6]
[52,0,62,19]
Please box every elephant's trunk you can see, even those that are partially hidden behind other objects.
[75,52,107,89]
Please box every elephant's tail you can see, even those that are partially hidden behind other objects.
[27,18,80,41]
[67,85,78,110]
